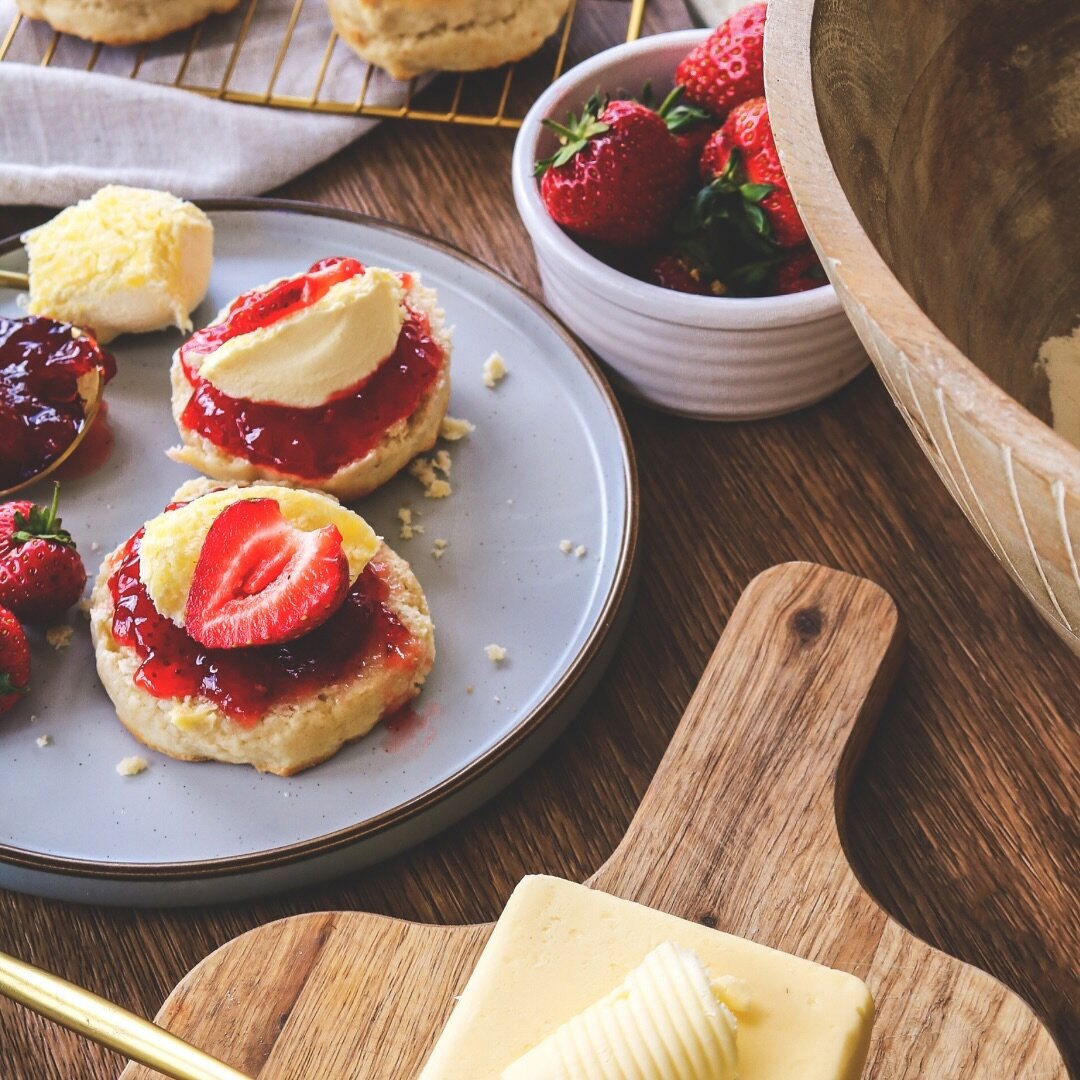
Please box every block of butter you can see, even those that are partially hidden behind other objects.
[22,185,213,343]
[419,876,875,1080]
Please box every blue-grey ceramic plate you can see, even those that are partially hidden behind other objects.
[0,200,637,906]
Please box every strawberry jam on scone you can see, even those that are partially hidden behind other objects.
[90,481,435,775]
[169,257,451,501]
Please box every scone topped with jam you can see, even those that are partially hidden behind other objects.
[169,257,451,500]
[90,480,435,775]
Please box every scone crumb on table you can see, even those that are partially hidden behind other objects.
[115,756,149,777]
[35,735,52,749]
[574,545,587,559]
[559,539,573,554]
[485,644,507,663]
[483,352,508,389]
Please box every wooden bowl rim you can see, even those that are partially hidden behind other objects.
[764,0,1080,492]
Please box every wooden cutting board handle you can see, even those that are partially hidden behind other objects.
[120,563,1065,1078]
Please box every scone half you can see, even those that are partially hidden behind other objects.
[169,270,451,501]
[326,0,572,80]
[90,486,435,776]
[15,0,243,45]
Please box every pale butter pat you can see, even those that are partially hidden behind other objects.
[502,941,738,1080]
[23,185,212,343]
[139,485,379,626]
[194,267,405,407]
[419,876,874,1080]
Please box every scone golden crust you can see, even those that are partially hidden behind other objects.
[168,274,452,501]
[15,0,243,45]
[326,0,571,80]
[90,487,435,776]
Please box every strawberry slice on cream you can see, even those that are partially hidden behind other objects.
[184,499,350,649]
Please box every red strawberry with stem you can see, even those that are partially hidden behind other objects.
[697,97,808,249]
[0,483,87,624]
[775,247,827,293]
[0,606,30,716]
[675,2,768,119]
[535,88,705,249]
[185,498,350,650]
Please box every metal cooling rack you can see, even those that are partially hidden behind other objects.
[0,0,647,127]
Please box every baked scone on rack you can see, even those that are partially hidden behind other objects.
[90,479,435,776]
[14,0,243,45]
[325,0,572,80]
[169,256,451,501]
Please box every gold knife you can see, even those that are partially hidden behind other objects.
[0,950,252,1080]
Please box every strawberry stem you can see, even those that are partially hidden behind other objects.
[11,482,74,548]
[535,92,611,176]
[0,672,26,696]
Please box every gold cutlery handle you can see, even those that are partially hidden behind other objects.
[0,269,28,289]
[0,950,252,1080]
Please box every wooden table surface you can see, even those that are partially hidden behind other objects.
[0,3,1076,1076]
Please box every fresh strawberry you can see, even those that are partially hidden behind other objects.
[0,500,35,562]
[0,606,30,716]
[697,97,808,248]
[536,89,702,249]
[775,247,827,293]
[646,251,726,296]
[185,498,350,650]
[675,2,767,119]
[672,119,717,165]
[0,484,86,624]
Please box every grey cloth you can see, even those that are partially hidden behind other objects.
[0,0,414,205]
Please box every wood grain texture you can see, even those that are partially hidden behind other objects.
[765,0,1080,651]
[115,564,1062,1078]
[0,1,1077,1076]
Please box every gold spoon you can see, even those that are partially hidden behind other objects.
[0,949,253,1079]
[0,366,105,500]
[0,267,106,500]
[0,269,28,289]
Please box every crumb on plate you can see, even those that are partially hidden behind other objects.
[482,352,507,389]
[559,539,573,554]
[116,755,148,777]
[35,734,51,748]
[398,505,424,540]
[440,416,475,441]
[409,456,453,499]
[485,643,507,663]
[46,624,74,650]
[575,545,587,558]
[432,538,448,560]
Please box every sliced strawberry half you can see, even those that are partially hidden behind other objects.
[184,499,350,650]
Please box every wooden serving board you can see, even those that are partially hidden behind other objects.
[121,564,1066,1079]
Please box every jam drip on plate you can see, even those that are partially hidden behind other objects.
[179,257,444,480]
[109,529,418,727]
[0,316,116,488]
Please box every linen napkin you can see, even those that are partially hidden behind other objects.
[0,0,413,205]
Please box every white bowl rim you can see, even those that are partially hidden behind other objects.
[512,28,842,328]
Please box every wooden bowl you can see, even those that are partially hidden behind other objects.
[765,0,1080,652]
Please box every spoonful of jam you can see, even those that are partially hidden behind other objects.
[0,315,114,498]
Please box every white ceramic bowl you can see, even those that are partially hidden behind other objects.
[511,29,868,420]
